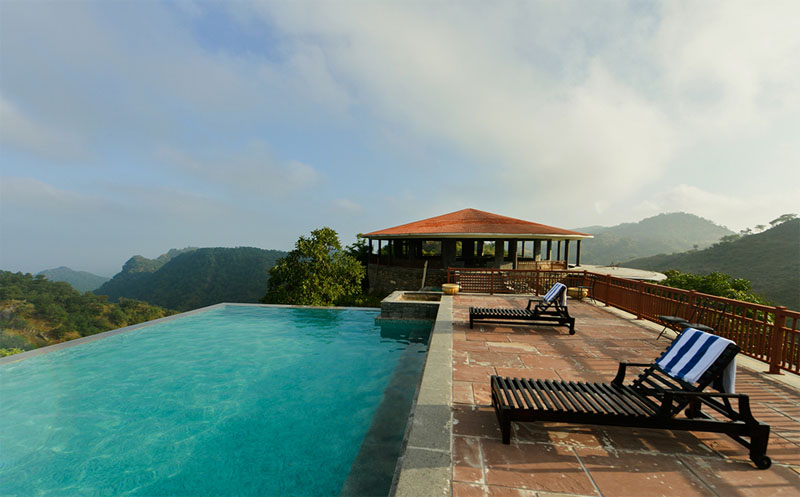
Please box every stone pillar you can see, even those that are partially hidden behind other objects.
[463,239,475,258]
[557,241,562,261]
[533,240,542,261]
[476,240,484,257]
[508,239,518,268]
[546,240,552,260]
[564,240,570,267]
[494,239,504,266]
[442,239,457,267]
[576,240,582,266]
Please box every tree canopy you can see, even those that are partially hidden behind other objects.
[261,227,365,306]
[660,270,769,305]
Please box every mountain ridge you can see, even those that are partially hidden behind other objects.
[36,266,110,293]
[624,219,800,309]
[95,247,287,311]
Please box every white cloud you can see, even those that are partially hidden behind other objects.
[332,198,362,214]
[632,184,800,231]
[0,95,86,160]
[157,144,319,195]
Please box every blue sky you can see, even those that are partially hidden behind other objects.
[1,1,798,276]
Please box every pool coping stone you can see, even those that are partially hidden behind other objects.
[391,295,453,497]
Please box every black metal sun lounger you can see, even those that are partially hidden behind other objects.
[491,328,772,469]
[469,282,575,334]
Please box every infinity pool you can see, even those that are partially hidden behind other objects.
[0,305,431,496]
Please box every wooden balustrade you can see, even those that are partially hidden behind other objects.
[447,268,800,374]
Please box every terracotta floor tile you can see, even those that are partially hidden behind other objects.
[469,351,524,368]
[473,382,493,405]
[681,456,800,496]
[576,447,715,497]
[453,436,484,483]
[486,485,539,497]
[454,381,475,404]
[519,355,578,371]
[454,364,497,382]
[481,439,596,495]
[452,482,486,497]
[450,297,800,496]
[453,405,502,438]
[599,426,717,456]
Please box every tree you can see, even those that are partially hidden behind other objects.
[769,213,797,227]
[261,227,365,306]
[660,270,769,305]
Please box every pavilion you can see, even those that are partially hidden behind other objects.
[363,208,592,293]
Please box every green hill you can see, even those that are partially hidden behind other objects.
[574,212,734,265]
[0,271,174,355]
[36,266,110,292]
[95,247,287,311]
[624,219,800,310]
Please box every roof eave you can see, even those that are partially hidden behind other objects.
[363,233,593,240]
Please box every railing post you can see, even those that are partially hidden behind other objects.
[604,274,610,306]
[768,306,787,374]
[636,281,644,319]
[490,269,495,296]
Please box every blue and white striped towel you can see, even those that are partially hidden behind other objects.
[656,328,737,393]
[543,283,567,304]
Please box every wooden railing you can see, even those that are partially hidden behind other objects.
[447,268,800,375]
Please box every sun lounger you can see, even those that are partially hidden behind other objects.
[491,328,772,469]
[469,282,575,334]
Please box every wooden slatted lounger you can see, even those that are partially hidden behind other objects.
[469,282,575,335]
[491,328,772,469]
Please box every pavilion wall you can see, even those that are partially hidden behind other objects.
[367,265,448,294]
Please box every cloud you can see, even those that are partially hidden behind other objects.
[0,95,86,160]
[157,144,319,196]
[632,184,800,231]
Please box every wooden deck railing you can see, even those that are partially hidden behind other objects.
[447,268,800,375]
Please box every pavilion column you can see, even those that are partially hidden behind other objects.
[546,240,552,260]
[508,239,518,268]
[494,239,504,266]
[576,240,582,266]
[463,239,475,258]
[378,240,382,265]
[564,240,570,267]
[533,240,542,261]
[476,240,484,257]
[442,239,457,268]
[557,241,562,261]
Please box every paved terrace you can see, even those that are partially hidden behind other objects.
[450,295,800,497]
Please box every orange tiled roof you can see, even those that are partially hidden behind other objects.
[364,209,590,238]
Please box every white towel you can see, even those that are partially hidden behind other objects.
[656,328,737,392]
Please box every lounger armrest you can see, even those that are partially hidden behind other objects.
[642,389,757,422]
[526,298,545,310]
[612,362,653,385]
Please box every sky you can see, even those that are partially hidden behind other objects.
[1,1,799,277]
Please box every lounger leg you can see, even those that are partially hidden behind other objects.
[568,318,575,335]
[470,316,474,329]
[500,416,511,444]
[749,424,772,469]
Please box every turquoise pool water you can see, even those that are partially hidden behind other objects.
[0,306,431,496]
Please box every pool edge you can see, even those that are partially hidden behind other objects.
[0,303,383,366]
[391,295,453,497]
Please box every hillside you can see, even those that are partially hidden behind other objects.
[36,266,110,292]
[625,219,800,309]
[95,247,287,311]
[574,212,734,265]
[0,271,174,355]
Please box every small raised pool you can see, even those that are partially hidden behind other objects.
[0,305,431,497]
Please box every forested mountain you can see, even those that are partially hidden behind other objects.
[625,219,800,309]
[574,212,734,265]
[0,271,174,355]
[95,247,287,311]
[36,266,109,292]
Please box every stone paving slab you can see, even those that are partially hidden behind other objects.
[450,295,800,497]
